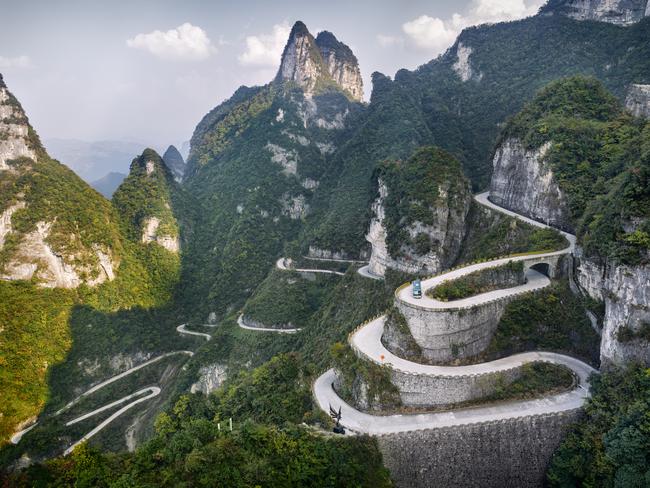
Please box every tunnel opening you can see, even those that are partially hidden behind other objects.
[529,262,551,278]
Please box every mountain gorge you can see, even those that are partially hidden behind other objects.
[2,2,650,486]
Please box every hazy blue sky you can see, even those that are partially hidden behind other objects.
[0,0,544,148]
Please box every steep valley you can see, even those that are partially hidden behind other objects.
[1,2,650,487]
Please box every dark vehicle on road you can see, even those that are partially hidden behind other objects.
[412,279,422,299]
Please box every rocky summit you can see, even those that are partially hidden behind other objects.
[276,21,363,101]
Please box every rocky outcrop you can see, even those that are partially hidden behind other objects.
[490,138,572,231]
[0,74,37,170]
[625,84,650,118]
[281,193,309,220]
[0,220,116,288]
[600,264,650,366]
[0,201,25,248]
[265,143,298,175]
[276,21,363,101]
[577,255,650,367]
[453,43,482,83]
[162,145,186,182]
[366,179,471,277]
[141,216,180,253]
[315,31,364,101]
[190,363,227,395]
[541,0,649,25]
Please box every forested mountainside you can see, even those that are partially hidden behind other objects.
[0,73,189,457]
[494,76,649,265]
[2,1,650,485]
[179,14,650,324]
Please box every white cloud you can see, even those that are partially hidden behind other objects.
[403,15,458,52]
[376,34,404,48]
[238,23,291,67]
[126,23,215,61]
[0,55,32,69]
[402,0,544,54]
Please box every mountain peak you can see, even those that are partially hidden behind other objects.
[540,0,649,25]
[289,20,310,37]
[162,144,186,182]
[276,22,363,101]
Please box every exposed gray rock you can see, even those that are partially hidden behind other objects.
[307,246,357,260]
[541,0,649,25]
[315,31,364,101]
[453,43,482,82]
[490,138,572,231]
[0,201,25,248]
[191,363,227,395]
[600,264,650,367]
[0,77,37,170]
[281,130,310,146]
[574,247,606,301]
[366,179,471,276]
[265,142,298,175]
[301,178,319,190]
[141,216,180,253]
[281,193,309,220]
[625,84,650,118]
[276,22,363,101]
[1,220,116,288]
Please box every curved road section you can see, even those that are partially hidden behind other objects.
[276,257,345,276]
[313,191,596,434]
[12,347,194,455]
[177,323,212,341]
[237,314,301,334]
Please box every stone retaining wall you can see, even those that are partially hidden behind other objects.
[388,367,522,407]
[395,299,510,362]
[377,410,582,488]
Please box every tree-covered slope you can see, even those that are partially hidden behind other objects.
[501,76,649,265]
[180,22,364,322]
[0,78,185,447]
[310,14,650,256]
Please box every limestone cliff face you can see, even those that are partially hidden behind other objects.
[162,145,186,182]
[0,75,37,170]
[190,363,227,395]
[453,43,482,83]
[575,253,650,367]
[276,21,363,101]
[315,31,364,101]
[0,74,119,288]
[367,178,471,277]
[625,84,650,118]
[490,138,572,231]
[541,0,649,25]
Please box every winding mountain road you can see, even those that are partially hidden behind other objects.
[276,257,345,276]
[313,191,596,434]
[237,314,301,333]
[12,346,194,455]
[357,264,383,281]
[177,323,212,341]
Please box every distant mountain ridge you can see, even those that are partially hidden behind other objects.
[91,171,126,198]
